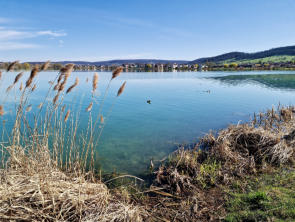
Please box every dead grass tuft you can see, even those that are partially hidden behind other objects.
[155,106,295,195]
[0,145,146,221]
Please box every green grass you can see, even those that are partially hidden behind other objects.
[221,55,295,65]
[196,159,221,188]
[225,168,295,222]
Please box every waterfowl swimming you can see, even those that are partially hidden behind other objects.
[147,100,151,104]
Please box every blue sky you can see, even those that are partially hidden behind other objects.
[0,0,294,62]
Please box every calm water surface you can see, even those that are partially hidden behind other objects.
[1,71,295,175]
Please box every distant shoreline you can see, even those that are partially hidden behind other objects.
[1,68,295,72]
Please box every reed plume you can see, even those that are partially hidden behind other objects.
[25,65,39,88]
[86,102,93,112]
[0,105,4,116]
[61,104,66,112]
[31,84,37,92]
[26,105,32,112]
[53,83,60,91]
[100,115,104,123]
[19,82,23,91]
[6,72,24,92]
[117,81,127,97]
[40,60,50,71]
[38,102,43,109]
[13,72,24,85]
[53,94,60,105]
[64,110,70,122]
[58,82,66,92]
[112,67,123,79]
[61,64,75,79]
[25,79,32,89]
[6,85,13,93]
[66,77,79,94]
[57,64,75,92]
[57,74,63,84]
[7,61,19,72]
[92,73,98,92]
[0,71,2,81]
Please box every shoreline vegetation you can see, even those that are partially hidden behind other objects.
[0,61,294,221]
[1,61,295,72]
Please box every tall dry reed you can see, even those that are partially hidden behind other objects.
[0,63,135,222]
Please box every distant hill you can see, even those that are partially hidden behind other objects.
[190,45,295,64]
[26,45,295,66]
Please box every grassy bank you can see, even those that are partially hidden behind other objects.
[139,106,295,221]
[225,168,295,221]
[0,62,294,221]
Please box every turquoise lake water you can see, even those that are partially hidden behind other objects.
[1,71,295,175]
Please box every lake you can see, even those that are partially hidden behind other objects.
[1,70,295,175]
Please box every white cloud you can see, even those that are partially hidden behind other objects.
[0,30,30,40]
[0,29,67,41]
[0,42,40,50]
[0,27,67,51]
[36,30,67,37]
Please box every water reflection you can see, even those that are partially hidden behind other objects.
[211,74,295,91]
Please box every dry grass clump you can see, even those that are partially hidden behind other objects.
[155,148,217,195]
[0,146,108,221]
[155,106,295,195]
[0,146,145,222]
[150,107,295,221]
[83,202,144,222]
[208,124,294,177]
